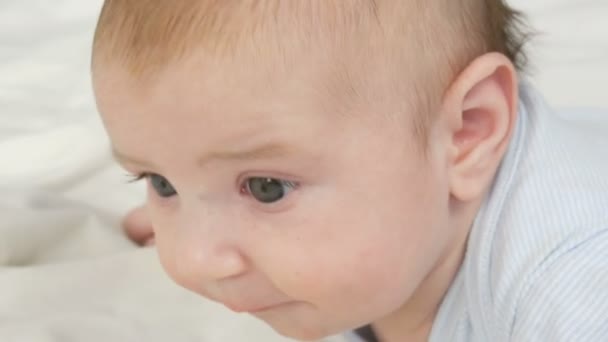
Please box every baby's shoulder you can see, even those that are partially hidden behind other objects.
[490,102,608,272]
[482,224,608,341]
[461,100,608,340]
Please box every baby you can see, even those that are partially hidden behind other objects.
[91,1,608,341]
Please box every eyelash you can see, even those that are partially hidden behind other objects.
[239,178,299,194]
[126,173,148,183]
[126,173,300,194]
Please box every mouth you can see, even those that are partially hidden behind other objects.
[225,301,295,314]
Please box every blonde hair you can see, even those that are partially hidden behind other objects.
[92,0,529,138]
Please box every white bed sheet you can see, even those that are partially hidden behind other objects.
[0,1,606,341]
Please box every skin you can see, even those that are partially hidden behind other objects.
[94,43,517,340]
[123,205,154,246]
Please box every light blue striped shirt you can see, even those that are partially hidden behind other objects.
[346,84,608,342]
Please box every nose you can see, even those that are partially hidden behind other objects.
[171,205,248,287]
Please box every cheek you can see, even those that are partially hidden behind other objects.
[261,215,417,303]
[261,164,448,313]
[264,231,420,331]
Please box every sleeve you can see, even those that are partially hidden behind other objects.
[510,229,608,342]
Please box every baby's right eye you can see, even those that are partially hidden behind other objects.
[148,173,178,198]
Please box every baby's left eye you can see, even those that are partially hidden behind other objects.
[243,177,298,204]
[148,174,177,198]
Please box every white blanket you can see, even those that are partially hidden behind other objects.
[0,1,606,341]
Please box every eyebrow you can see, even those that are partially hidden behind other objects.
[112,142,299,168]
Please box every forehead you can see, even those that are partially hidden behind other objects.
[94,34,412,125]
[95,54,343,130]
[93,51,423,174]
[93,60,335,161]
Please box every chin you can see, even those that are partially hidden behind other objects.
[263,319,333,342]
[273,327,328,342]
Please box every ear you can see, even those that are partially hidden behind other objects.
[442,53,518,202]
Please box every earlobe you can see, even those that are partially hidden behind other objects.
[444,53,518,202]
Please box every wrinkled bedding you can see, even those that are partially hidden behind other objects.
[0,0,606,341]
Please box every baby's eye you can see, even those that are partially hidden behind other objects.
[149,174,177,198]
[244,177,297,204]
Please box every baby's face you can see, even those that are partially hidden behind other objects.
[95,53,455,339]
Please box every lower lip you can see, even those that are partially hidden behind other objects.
[229,301,294,314]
